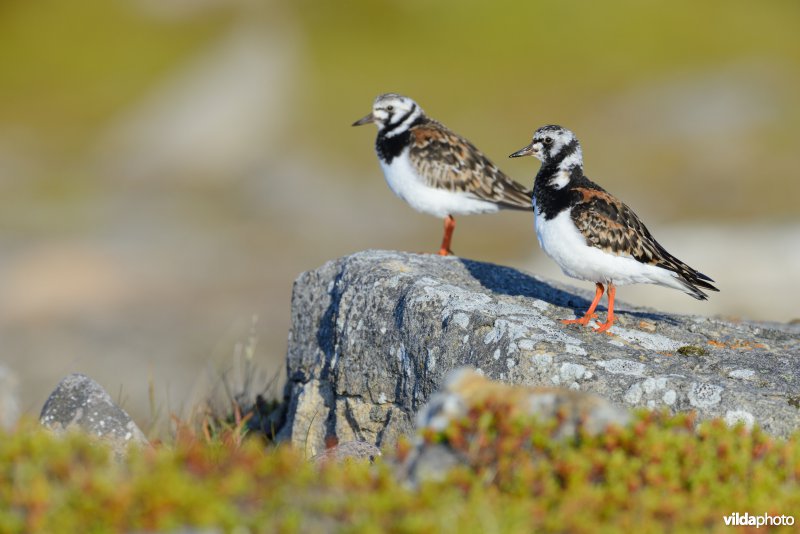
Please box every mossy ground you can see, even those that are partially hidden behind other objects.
[2,406,799,533]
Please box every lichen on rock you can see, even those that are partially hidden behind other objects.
[278,250,800,455]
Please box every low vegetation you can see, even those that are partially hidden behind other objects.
[2,403,798,533]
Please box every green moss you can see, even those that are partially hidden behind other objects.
[1,407,799,533]
[677,345,708,357]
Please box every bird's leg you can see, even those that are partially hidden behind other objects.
[562,283,604,326]
[438,215,455,256]
[594,283,616,333]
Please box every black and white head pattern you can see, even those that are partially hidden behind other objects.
[510,125,584,190]
[370,93,424,137]
[530,125,583,168]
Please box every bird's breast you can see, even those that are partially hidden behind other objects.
[377,152,499,218]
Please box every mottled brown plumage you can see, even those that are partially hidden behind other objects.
[510,124,718,332]
[570,185,717,294]
[354,93,533,256]
[408,120,532,210]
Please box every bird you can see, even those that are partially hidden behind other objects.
[353,93,532,256]
[509,125,718,333]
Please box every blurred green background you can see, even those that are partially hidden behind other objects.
[1,0,798,424]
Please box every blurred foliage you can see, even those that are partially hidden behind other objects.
[1,0,798,215]
[296,0,800,221]
[1,405,799,532]
[0,0,233,156]
[298,1,800,149]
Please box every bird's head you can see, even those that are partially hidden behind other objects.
[509,125,581,166]
[352,93,424,136]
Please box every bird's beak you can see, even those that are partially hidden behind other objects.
[509,142,536,158]
[352,113,375,127]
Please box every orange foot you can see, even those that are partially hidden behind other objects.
[594,319,614,333]
[561,313,597,326]
[561,283,604,328]
[437,248,453,256]
[592,284,616,333]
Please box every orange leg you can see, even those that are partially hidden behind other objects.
[438,215,455,256]
[562,283,604,326]
[594,283,616,333]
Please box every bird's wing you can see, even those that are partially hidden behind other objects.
[571,185,718,293]
[407,120,532,210]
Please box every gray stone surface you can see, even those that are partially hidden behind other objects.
[40,373,149,454]
[309,440,382,465]
[278,250,800,456]
[398,443,465,486]
[0,363,20,430]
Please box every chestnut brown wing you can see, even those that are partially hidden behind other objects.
[408,121,532,210]
[571,186,718,295]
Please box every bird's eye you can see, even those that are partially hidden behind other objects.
[387,105,394,111]
[543,137,553,145]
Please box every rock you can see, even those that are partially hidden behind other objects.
[40,374,149,455]
[418,368,630,439]
[401,368,630,485]
[398,444,465,486]
[310,440,382,465]
[0,363,20,430]
[278,250,800,456]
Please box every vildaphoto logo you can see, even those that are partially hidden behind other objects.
[723,512,795,527]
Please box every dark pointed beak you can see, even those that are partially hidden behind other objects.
[509,142,536,158]
[352,113,375,127]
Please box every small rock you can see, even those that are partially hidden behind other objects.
[418,368,630,440]
[398,444,466,486]
[399,369,630,484]
[40,373,149,455]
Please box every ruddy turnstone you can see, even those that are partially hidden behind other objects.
[510,125,718,332]
[353,93,532,255]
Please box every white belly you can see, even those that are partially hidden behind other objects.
[379,152,501,219]
[534,205,685,290]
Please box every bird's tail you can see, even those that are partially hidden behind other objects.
[662,256,719,301]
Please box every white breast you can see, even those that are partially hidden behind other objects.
[534,205,686,290]
[379,151,501,219]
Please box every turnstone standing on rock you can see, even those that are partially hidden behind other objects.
[353,93,532,255]
[510,125,718,332]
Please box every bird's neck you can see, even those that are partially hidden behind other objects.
[533,161,583,220]
[375,114,427,164]
[375,129,410,164]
